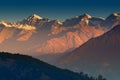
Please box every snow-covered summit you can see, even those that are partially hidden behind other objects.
[26,14,43,22]
[112,13,120,17]
[29,14,43,20]
[82,13,92,19]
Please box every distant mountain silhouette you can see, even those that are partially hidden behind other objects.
[0,52,106,80]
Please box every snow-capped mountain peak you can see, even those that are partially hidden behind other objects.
[82,13,92,19]
[0,21,17,27]
[112,13,120,17]
[102,12,120,29]
[63,13,92,26]
[75,13,92,20]
[107,13,120,19]
[25,14,43,23]
[20,14,45,26]
[54,20,63,25]
[29,14,43,20]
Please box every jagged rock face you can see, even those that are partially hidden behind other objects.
[0,13,119,54]
[21,14,50,29]
[37,25,104,54]
[63,14,92,27]
[35,14,106,54]
[57,25,120,80]
[89,17,105,26]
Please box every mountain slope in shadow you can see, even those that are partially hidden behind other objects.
[0,52,104,80]
[58,25,120,80]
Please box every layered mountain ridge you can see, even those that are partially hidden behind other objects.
[0,13,120,55]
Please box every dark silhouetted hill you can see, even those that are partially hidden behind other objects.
[0,52,104,80]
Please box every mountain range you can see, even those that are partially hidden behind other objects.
[0,13,120,55]
[0,13,120,80]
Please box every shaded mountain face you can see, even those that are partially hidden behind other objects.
[58,25,120,80]
[0,13,107,55]
[0,52,99,80]
[63,14,92,26]
[102,13,120,28]
[63,14,105,27]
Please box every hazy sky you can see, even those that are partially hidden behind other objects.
[0,0,119,22]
